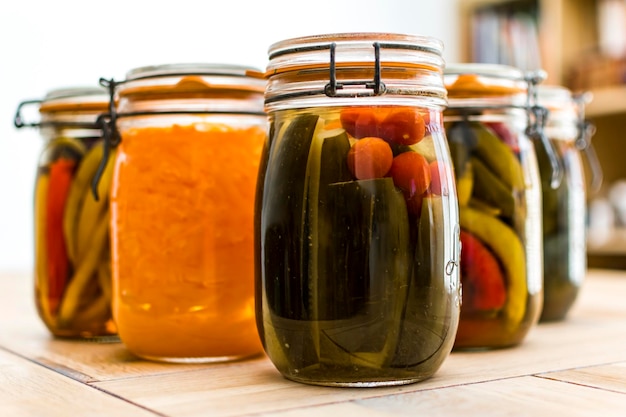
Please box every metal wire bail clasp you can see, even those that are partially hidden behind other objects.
[324,42,387,98]
[91,77,122,201]
[13,99,43,129]
[573,92,603,193]
[525,70,563,189]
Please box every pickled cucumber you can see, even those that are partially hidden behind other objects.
[318,177,410,367]
[391,195,452,367]
[261,114,319,320]
[257,110,457,383]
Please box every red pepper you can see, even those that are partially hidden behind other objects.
[45,158,76,314]
[459,229,507,312]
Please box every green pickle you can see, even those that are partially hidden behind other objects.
[256,108,458,385]
[537,139,585,321]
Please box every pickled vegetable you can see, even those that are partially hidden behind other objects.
[447,121,537,348]
[257,107,458,384]
[346,137,393,180]
[538,139,586,322]
[34,138,117,338]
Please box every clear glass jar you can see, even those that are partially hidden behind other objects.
[107,64,267,362]
[257,33,461,387]
[15,87,117,339]
[536,85,597,322]
[443,64,544,349]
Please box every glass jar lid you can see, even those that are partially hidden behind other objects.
[113,63,266,115]
[117,63,266,97]
[536,85,589,129]
[264,32,448,110]
[39,86,109,114]
[444,63,545,109]
[34,86,109,140]
[445,63,527,96]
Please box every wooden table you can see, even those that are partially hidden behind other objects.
[2,269,626,416]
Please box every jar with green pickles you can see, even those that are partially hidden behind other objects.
[256,33,461,386]
[14,87,117,339]
[443,64,545,349]
[536,85,600,322]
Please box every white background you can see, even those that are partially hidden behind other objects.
[0,0,459,273]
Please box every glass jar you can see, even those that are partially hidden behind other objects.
[257,33,461,387]
[443,64,544,349]
[104,64,267,362]
[14,87,117,339]
[536,85,599,322]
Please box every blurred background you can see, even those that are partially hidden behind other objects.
[1,0,625,273]
[0,0,460,273]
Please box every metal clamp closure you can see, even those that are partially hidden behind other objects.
[574,93,603,193]
[14,99,99,130]
[525,71,563,189]
[13,100,42,128]
[324,42,386,98]
[91,78,120,201]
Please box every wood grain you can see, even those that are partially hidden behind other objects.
[0,348,157,417]
[264,376,626,417]
[538,362,626,394]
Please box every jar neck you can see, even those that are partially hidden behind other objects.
[444,108,529,133]
[117,92,265,116]
[537,86,582,143]
[39,111,105,141]
[544,116,579,142]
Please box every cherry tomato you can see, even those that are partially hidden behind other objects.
[389,151,431,197]
[379,109,426,146]
[429,160,443,196]
[346,137,393,180]
[389,151,431,215]
[340,108,379,139]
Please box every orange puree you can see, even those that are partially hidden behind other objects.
[111,122,265,361]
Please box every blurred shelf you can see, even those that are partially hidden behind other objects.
[587,227,626,255]
[588,253,626,270]
[586,85,626,118]
[587,227,626,269]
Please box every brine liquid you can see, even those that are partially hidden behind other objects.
[256,107,460,385]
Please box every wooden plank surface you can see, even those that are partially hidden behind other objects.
[2,269,626,416]
[538,362,626,394]
[264,376,626,417]
[0,273,211,381]
[89,300,626,417]
[0,348,157,417]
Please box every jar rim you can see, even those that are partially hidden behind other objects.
[537,84,593,106]
[39,86,109,113]
[117,63,267,99]
[444,63,533,81]
[43,86,108,101]
[266,32,445,78]
[125,63,264,81]
[268,32,444,59]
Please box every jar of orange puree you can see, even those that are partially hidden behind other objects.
[96,64,267,362]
